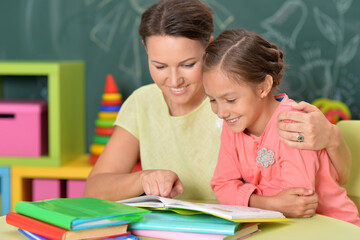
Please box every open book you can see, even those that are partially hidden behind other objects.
[118,195,287,222]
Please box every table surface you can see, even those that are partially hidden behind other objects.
[1,214,359,239]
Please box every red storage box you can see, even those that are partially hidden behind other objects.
[0,100,48,157]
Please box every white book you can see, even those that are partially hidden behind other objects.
[118,195,287,222]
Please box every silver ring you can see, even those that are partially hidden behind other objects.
[296,133,304,142]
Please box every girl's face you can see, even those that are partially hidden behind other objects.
[145,36,206,112]
[203,68,267,136]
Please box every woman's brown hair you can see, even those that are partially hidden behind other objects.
[203,29,285,88]
[139,0,214,47]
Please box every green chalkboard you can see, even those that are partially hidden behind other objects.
[1,0,359,150]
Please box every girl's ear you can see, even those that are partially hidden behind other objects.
[209,35,214,43]
[258,75,274,98]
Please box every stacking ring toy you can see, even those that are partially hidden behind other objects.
[93,135,111,145]
[90,143,105,156]
[100,105,121,112]
[102,93,122,100]
[89,154,99,165]
[98,111,118,120]
[95,127,114,136]
[102,99,122,106]
[95,118,114,127]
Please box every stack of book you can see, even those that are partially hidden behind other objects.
[6,197,151,240]
[118,196,289,240]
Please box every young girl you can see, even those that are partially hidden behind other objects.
[203,29,360,226]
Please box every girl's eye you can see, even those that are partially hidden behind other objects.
[227,99,236,103]
[183,63,195,68]
[209,98,216,103]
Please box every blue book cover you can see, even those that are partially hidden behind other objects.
[18,229,50,240]
[128,211,242,235]
[18,228,139,240]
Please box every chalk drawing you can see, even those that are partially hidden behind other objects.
[334,0,353,14]
[261,0,307,50]
[280,70,308,101]
[312,0,359,97]
[118,17,142,85]
[85,0,97,6]
[130,0,157,14]
[300,59,333,99]
[89,1,124,52]
[204,0,234,30]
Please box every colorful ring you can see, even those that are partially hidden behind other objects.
[89,154,99,165]
[93,135,111,145]
[102,99,122,106]
[102,93,122,100]
[100,105,121,112]
[98,111,118,120]
[95,118,114,127]
[90,143,105,155]
[95,127,114,136]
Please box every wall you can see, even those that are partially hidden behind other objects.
[1,0,359,150]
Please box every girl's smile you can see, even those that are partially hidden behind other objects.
[225,116,241,125]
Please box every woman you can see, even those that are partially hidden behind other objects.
[84,0,351,218]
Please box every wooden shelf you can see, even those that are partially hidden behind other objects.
[11,154,92,210]
[0,61,85,166]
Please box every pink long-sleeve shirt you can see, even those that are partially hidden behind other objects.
[211,94,360,226]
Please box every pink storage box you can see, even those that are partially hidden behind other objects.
[0,100,48,157]
[66,179,86,198]
[32,178,65,201]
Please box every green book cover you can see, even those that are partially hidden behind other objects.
[14,197,150,231]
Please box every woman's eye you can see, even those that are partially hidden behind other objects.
[183,63,195,68]
[155,65,165,70]
[227,99,236,103]
[209,99,216,103]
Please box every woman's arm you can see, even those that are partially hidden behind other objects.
[277,101,351,185]
[83,126,183,201]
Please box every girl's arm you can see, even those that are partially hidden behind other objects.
[277,101,351,185]
[249,188,318,218]
[83,126,183,201]
[211,126,259,206]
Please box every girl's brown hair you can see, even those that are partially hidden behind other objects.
[203,29,285,88]
[139,0,214,47]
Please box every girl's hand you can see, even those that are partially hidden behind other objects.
[140,170,184,198]
[277,101,333,150]
[270,188,318,218]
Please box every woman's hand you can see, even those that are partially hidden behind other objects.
[277,101,333,150]
[140,170,184,198]
[250,188,318,218]
[277,101,351,185]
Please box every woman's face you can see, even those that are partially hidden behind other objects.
[145,36,206,110]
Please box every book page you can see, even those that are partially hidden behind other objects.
[118,196,285,220]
